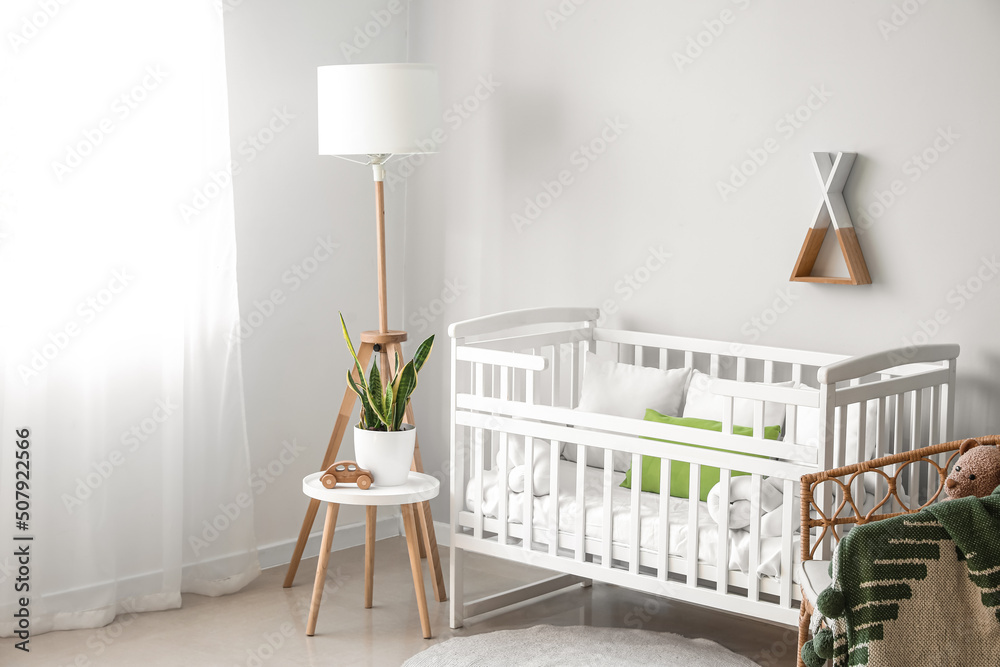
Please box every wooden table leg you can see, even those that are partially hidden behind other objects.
[286,497,321,588]
[415,500,447,602]
[306,502,340,636]
[396,387,446,600]
[401,503,432,639]
[365,506,376,609]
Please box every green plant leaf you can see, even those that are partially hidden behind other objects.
[392,361,417,430]
[347,369,373,429]
[383,381,394,422]
[340,313,369,389]
[412,335,434,374]
[368,359,382,407]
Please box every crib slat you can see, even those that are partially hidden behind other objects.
[710,354,719,377]
[855,398,867,466]
[876,393,889,512]
[629,452,641,574]
[736,357,747,382]
[658,458,670,581]
[892,393,904,513]
[451,339,464,548]
[570,342,581,408]
[929,385,943,498]
[497,367,511,546]
[786,404,798,445]
[911,388,924,504]
[659,348,668,370]
[763,359,774,383]
[747,474,762,601]
[929,385,940,445]
[780,478,795,608]
[575,448,586,561]
[523,370,535,552]
[752,401,764,439]
[722,397,734,436]
[944,359,957,443]
[818,380,835,563]
[835,405,848,469]
[687,463,700,587]
[684,350,694,369]
[603,449,614,568]
[910,389,922,452]
[549,438,560,555]
[634,345,643,367]
[789,364,803,443]
[715,469,731,595]
[915,388,933,504]
[550,345,560,408]
[474,363,486,539]
[523,436,534,552]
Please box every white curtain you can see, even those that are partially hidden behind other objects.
[0,0,259,638]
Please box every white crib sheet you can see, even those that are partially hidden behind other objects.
[465,460,800,580]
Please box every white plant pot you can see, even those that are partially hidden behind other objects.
[353,424,416,487]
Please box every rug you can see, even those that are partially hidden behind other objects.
[401,624,758,666]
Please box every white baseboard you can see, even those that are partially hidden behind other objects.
[434,521,451,547]
[258,514,402,571]
[259,519,453,571]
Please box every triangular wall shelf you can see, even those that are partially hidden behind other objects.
[790,152,872,285]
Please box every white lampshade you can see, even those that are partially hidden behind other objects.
[317,63,440,156]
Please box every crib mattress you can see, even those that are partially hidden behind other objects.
[464,460,800,580]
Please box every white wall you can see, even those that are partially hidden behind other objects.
[223,0,1000,554]
[403,0,1000,519]
[223,0,413,561]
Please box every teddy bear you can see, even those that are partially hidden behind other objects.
[944,438,1000,500]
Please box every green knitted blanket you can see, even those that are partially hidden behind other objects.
[820,487,1000,667]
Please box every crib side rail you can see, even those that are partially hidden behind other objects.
[817,344,960,385]
[448,306,600,340]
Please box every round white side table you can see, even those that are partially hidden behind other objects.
[301,471,440,638]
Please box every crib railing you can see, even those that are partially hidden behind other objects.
[448,308,959,628]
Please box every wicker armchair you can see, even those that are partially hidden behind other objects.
[795,435,1000,667]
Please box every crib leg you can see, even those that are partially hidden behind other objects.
[579,579,593,588]
[797,601,811,667]
[450,545,464,629]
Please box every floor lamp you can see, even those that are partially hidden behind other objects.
[283,63,446,603]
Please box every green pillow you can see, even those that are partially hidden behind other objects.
[620,410,779,502]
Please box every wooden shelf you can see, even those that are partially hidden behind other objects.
[789,152,872,286]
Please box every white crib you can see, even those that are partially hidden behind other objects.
[447,307,959,629]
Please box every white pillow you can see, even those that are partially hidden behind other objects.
[790,384,878,461]
[566,352,691,471]
[681,370,792,429]
[576,352,691,419]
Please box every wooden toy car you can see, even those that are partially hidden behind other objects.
[320,461,373,490]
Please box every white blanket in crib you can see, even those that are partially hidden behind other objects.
[465,460,800,580]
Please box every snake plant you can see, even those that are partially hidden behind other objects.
[340,313,434,432]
